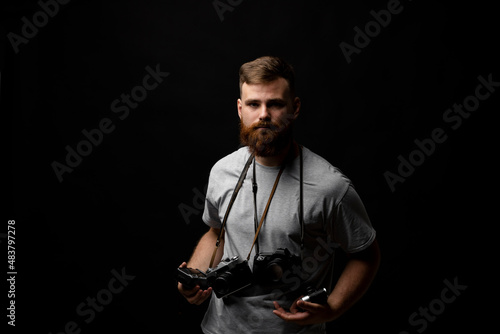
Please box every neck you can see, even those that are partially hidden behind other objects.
[254,140,298,167]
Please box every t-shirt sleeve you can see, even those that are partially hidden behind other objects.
[332,185,376,253]
[202,171,222,229]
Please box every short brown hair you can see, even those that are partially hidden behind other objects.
[239,56,296,97]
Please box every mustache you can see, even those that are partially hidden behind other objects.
[240,118,294,157]
[250,121,281,131]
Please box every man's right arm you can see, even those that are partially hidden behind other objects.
[177,227,224,305]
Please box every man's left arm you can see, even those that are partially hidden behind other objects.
[273,238,381,325]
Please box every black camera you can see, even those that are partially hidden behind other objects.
[176,256,253,299]
[301,287,328,304]
[176,267,212,290]
[253,248,301,284]
[210,256,253,298]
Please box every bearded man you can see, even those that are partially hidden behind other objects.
[177,56,380,334]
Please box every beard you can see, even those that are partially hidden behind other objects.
[239,117,293,157]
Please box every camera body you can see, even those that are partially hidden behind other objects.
[176,267,212,290]
[176,256,253,299]
[301,287,328,304]
[176,249,328,302]
[209,256,253,298]
[253,248,301,284]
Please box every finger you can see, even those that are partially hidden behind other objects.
[273,301,310,322]
[272,307,287,320]
[273,308,310,323]
[179,262,187,268]
[186,288,204,304]
[296,299,321,313]
[190,287,212,305]
[272,301,288,319]
[179,283,200,297]
[290,296,304,314]
[273,301,294,315]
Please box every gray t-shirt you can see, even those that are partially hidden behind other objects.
[201,146,376,334]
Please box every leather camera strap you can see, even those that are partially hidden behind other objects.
[209,152,255,268]
[246,163,286,261]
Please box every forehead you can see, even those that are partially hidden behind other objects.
[241,77,290,100]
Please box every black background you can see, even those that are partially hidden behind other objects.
[3,0,498,333]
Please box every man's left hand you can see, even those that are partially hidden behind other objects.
[272,298,336,326]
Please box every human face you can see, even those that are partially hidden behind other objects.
[237,78,300,157]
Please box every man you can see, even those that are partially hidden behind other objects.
[178,56,380,333]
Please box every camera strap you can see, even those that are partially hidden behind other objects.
[246,144,304,261]
[209,144,305,268]
[209,152,255,268]
[299,145,304,257]
[246,162,286,261]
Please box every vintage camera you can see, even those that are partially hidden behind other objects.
[210,256,253,298]
[253,248,301,284]
[176,267,211,290]
[176,256,253,299]
[301,286,328,304]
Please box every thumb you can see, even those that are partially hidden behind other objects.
[297,299,318,312]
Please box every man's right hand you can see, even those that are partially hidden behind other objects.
[177,262,213,305]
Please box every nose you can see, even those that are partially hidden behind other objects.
[258,105,271,121]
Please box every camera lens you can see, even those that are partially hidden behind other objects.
[267,262,284,282]
[213,272,232,295]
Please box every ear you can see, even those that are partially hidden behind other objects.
[237,98,243,119]
[292,97,301,120]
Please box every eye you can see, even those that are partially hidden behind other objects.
[268,101,285,109]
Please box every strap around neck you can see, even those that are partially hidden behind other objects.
[246,163,286,261]
[209,152,254,268]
